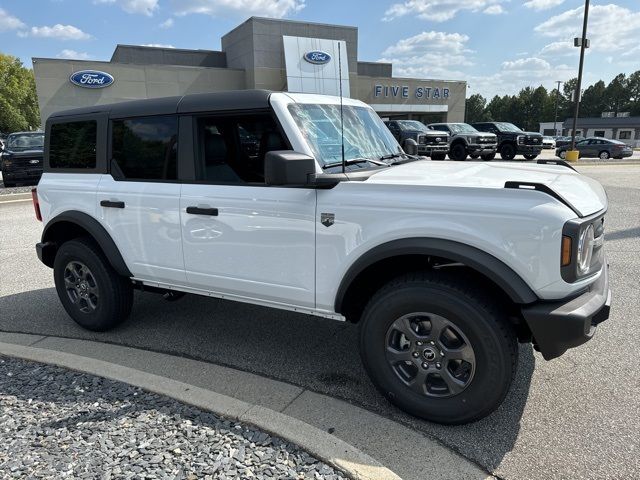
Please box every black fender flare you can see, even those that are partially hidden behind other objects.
[334,238,538,313]
[41,210,132,277]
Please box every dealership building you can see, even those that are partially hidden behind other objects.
[32,17,466,126]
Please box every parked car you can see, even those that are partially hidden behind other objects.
[556,137,633,160]
[384,120,449,160]
[0,131,45,187]
[471,122,543,160]
[427,122,497,161]
[555,136,585,149]
[542,136,556,149]
[34,90,610,425]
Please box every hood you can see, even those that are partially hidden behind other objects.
[4,148,44,156]
[521,131,543,137]
[366,160,606,217]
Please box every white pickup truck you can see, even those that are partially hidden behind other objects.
[33,90,610,424]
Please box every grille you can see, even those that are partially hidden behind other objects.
[524,136,542,146]
[419,134,448,145]
[10,156,42,167]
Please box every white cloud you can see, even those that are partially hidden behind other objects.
[172,0,305,18]
[383,0,507,22]
[19,24,92,40]
[56,49,93,60]
[483,5,505,15]
[95,0,159,16]
[538,40,574,57]
[502,57,551,71]
[0,8,25,32]
[159,18,174,28]
[142,43,175,48]
[535,4,640,52]
[380,31,473,80]
[523,0,565,11]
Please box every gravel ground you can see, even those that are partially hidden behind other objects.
[0,182,33,195]
[0,356,349,480]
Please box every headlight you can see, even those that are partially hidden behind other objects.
[468,136,478,143]
[517,135,524,144]
[577,224,595,274]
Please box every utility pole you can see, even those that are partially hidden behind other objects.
[553,80,562,136]
[570,0,590,151]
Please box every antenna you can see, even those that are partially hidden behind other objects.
[338,41,345,174]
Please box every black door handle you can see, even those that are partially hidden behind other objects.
[186,206,218,216]
[100,200,125,209]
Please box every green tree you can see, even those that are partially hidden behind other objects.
[465,93,487,123]
[0,53,40,133]
[627,70,640,116]
[580,80,606,117]
[604,73,629,114]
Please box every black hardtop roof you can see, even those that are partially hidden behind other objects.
[48,89,273,121]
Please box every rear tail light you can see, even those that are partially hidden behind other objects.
[31,188,42,222]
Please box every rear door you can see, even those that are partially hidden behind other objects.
[97,114,185,284]
[179,112,316,308]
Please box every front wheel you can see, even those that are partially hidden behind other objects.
[523,154,538,160]
[499,144,516,160]
[54,237,133,331]
[469,154,479,159]
[448,143,467,161]
[430,153,446,161]
[481,153,496,161]
[359,272,518,424]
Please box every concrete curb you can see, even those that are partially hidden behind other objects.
[0,340,400,480]
[0,192,32,203]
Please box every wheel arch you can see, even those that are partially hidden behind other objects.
[40,211,132,277]
[334,238,538,322]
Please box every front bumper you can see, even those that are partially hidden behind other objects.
[516,145,543,154]
[418,145,449,155]
[468,144,497,155]
[521,263,610,360]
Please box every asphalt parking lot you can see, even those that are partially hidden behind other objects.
[1,164,639,479]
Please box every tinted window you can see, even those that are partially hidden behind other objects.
[50,121,97,169]
[112,116,177,180]
[197,114,287,184]
[619,131,631,140]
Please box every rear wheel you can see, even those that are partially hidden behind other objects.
[559,150,567,159]
[481,153,496,161]
[523,154,538,160]
[599,151,610,160]
[359,272,518,424]
[53,237,133,331]
[469,154,479,159]
[500,143,516,160]
[449,143,467,161]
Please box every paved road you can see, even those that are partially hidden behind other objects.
[1,165,639,479]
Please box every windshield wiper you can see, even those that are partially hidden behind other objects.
[380,152,421,165]
[322,158,388,170]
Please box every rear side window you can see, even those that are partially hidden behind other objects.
[111,116,178,180]
[50,121,97,169]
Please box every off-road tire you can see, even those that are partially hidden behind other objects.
[449,143,467,161]
[523,154,538,160]
[359,272,518,424]
[469,154,479,159]
[430,153,446,161]
[500,143,516,160]
[481,153,496,161]
[53,237,133,331]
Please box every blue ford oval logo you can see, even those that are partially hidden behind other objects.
[304,51,331,65]
[69,70,114,89]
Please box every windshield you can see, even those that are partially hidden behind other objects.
[449,123,478,134]
[397,120,427,132]
[7,133,44,149]
[288,104,400,166]
[495,122,523,133]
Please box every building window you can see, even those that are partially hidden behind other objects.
[593,130,605,137]
[111,116,178,180]
[196,114,287,184]
[50,121,97,169]
[619,131,632,140]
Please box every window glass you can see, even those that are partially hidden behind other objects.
[112,116,177,180]
[50,121,97,169]
[197,114,287,184]
[7,132,44,150]
[619,131,631,140]
[594,130,605,138]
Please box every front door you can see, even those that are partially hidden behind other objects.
[180,113,317,308]
[98,115,185,285]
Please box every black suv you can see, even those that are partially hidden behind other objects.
[471,122,543,160]
[427,122,497,161]
[384,120,449,160]
[1,131,45,187]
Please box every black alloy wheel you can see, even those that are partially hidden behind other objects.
[500,143,516,160]
[449,143,467,161]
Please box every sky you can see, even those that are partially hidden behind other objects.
[1,0,639,99]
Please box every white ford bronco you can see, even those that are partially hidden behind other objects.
[33,90,611,424]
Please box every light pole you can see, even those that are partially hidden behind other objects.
[569,0,591,154]
[553,80,562,136]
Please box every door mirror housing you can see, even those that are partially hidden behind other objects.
[264,151,317,186]
[402,138,418,156]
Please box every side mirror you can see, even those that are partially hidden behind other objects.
[402,138,418,156]
[264,150,317,186]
